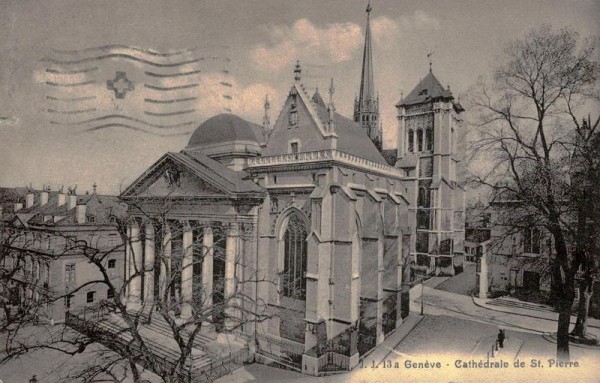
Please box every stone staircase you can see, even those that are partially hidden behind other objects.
[138,308,216,354]
[487,297,554,313]
[67,309,251,382]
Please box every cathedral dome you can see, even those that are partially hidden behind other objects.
[185,113,262,169]
[186,113,259,148]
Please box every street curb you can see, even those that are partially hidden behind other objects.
[372,314,426,367]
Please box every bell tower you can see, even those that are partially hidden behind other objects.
[354,1,382,151]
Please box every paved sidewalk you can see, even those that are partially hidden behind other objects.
[472,296,600,331]
[361,314,425,367]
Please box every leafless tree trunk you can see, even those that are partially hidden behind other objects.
[467,25,598,361]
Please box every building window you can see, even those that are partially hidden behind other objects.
[86,291,96,303]
[32,261,38,280]
[426,127,433,151]
[282,213,308,300]
[87,215,95,223]
[109,216,117,224]
[107,233,117,247]
[108,259,116,269]
[64,295,72,309]
[289,104,298,126]
[290,141,299,154]
[107,289,114,299]
[417,129,424,151]
[417,210,431,229]
[418,186,430,208]
[408,129,414,152]
[523,228,541,254]
[416,231,429,254]
[65,263,76,285]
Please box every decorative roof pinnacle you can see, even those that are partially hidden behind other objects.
[294,60,301,82]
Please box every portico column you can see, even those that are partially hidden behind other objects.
[224,223,238,331]
[159,223,171,300]
[144,223,155,302]
[129,220,142,306]
[202,226,214,319]
[181,221,193,319]
[123,224,131,302]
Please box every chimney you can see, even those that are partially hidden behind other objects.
[26,192,34,209]
[76,203,87,224]
[57,192,66,207]
[40,186,49,206]
[14,202,23,212]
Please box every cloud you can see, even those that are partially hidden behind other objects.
[191,73,279,123]
[251,18,362,72]
[371,10,441,45]
[0,116,19,126]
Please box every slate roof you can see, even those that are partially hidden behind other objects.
[395,153,419,169]
[380,149,397,166]
[397,71,453,107]
[310,92,388,165]
[0,189,126,227]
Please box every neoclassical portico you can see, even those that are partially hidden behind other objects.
[124,218,240,326]
[120,145,266,333]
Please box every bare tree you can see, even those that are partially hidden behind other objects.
[467,25,599,361]
[1,194,276,383]
[569,115,600,339]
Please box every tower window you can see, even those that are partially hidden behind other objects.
[426,128,433,151]
[408,129,414,152]
[417,129,424,151]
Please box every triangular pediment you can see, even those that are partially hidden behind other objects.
[121,154,229,199]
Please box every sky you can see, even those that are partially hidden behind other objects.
[0,0,598,195]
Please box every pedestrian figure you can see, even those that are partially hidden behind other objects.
[497,329,505,348]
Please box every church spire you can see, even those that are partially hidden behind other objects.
[359,1,374,104]
[354,1,381,151]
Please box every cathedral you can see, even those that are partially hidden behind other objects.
[119,4,465,375]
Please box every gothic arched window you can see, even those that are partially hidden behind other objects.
[408,129,414,152]
[418,186,430,208]
[426,127,433,151]
[282,214,308,300]
[417,129,424,151]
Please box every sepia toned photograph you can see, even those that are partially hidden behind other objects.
[0,1,598,382]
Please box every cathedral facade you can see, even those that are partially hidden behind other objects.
[118,4,465,375]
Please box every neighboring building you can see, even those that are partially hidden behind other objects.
[464,200,491,262]
[0,186,126,323]
[485,201,553,295]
